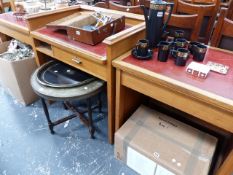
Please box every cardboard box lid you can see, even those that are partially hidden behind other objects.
[115,105,218,175]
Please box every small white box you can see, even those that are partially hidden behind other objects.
[186,61,210,78]
[206,61,229,75]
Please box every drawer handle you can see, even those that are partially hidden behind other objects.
[72,57,82,64]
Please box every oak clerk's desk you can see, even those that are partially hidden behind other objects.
[29,5,145,144]
[113,47,233,175]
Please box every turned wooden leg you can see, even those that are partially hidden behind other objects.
[41,98,55,134]
[63,101,68,110]
[87,98,95,139]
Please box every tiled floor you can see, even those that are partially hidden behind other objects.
[0,85,137,175]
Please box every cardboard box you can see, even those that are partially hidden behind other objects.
[115,105,217,175]
[0,41,38,105]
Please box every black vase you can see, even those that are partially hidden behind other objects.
[141,1,174,48]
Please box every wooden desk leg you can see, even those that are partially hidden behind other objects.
[107,61,116,144]
[115,69,126,131]
[216,148,233,175]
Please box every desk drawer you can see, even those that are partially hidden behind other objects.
[52,46,107,81]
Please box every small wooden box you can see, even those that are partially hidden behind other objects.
[47,12,125,45]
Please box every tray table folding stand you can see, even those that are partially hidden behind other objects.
[31,62,105,138]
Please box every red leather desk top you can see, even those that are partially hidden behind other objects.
[37,27,107,57]
[123,48,233,100]
[0,12,28,28]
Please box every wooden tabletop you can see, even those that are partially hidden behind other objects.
[124,48,233,100]
[114,47,233,105]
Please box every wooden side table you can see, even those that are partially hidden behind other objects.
[31,65,105,138]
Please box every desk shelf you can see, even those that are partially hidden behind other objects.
[36,46,53,57]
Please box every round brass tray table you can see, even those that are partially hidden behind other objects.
[31,65,105,139]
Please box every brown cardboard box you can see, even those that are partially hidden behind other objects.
[115,105,217,175]
[0,41,38,105]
